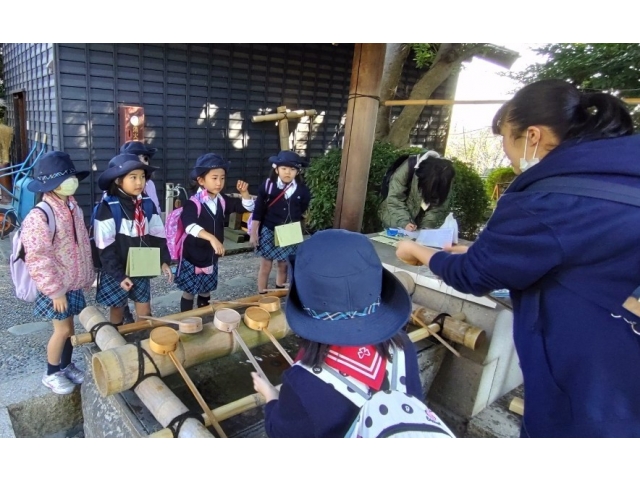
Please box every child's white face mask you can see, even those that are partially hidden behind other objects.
[56,176,79,196]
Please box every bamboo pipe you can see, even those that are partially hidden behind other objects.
[411,313,461,358]
[509,397,524,416]
[149,385,283,438]
[72,291,289,346]
[78,307,213,438]
[383,98,640,106]
[91,308,292,397]
[149,327,227,438]
[71,319,159,347]
[251,109,317,123]
[411,308,486,351]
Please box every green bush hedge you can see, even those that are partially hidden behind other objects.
[445,160,490,240]
[484,166,516,203]
[305,142,489,240]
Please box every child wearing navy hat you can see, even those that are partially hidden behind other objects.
[174,153,254,312]
[251,229,423,437]
[250,151,312,294]
[20,151,95,394]
[119,141,161,214]
[94,154,173,325]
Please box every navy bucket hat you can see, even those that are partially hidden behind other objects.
[285,229,412,346]
[190,153,230,180]
[119,141,157,158]
[98,153,158,191]
[270,150,309,170]
[27,151,90,193]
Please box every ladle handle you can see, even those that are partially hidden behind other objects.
[232,330,267,379]
[167,351,228,438]
[138,315,182,326]
[263,330,294,366]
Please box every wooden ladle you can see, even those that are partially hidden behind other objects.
[213,308,267,379]
[213,296,281,313]
[148,326,227,438]
[243,307,293,365]
[138,315,203,334]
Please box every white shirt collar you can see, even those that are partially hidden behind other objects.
[276,178,297,199]
[197,187,220,214]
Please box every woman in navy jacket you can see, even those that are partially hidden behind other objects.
[397,79,640,437]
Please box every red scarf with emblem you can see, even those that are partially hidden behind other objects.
[324,345,387,391]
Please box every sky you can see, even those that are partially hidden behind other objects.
[449,43,546,133]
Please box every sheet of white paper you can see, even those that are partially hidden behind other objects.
[416,228,454,249]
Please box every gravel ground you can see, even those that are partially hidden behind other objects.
[0,236,274,386]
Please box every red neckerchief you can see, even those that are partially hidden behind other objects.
[133,198,145,236]
[324,345,387,391]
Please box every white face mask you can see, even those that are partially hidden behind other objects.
[56,176,79,196]
[519,136,540,172]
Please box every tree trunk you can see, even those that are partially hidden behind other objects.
[384,44,478,149]
[375,43,411,140]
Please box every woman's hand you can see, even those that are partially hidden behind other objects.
[210,237,225,256]
[251,372,279,402]
[162,263,174,283]
[404,223,417,232]
[52,295,68,313]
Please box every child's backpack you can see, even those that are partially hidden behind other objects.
[10,202,56,302]
[299,342,456,438]
[89,194,155,269]
[165,193,226,263]
[246,179,274,236]
[379,154,418,200]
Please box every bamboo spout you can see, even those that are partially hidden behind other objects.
[78,307,213,438]
[411,307,486,351]
[90,309,292,397]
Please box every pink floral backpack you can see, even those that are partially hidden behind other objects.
[10,202,56,302]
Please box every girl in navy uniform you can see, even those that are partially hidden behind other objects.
[119,141,162,214]
[250,151,311,294]
[175,153,254,312]
[94,154,173,325]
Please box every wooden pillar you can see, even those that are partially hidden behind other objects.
[333,43,386,231]
[277,106,290,150]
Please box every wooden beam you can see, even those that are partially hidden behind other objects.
[333,43,386,231]
[384,98,640,106]
[251,109,317,123]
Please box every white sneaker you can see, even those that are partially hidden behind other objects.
[42,371,75,395]
[61,362,85,384]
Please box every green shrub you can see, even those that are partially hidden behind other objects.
[484,166,516,202]
[306,143,489,240]
[441,160,490,240]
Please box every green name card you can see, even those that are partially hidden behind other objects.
[274,222,303,247]
[126,247,161,277]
